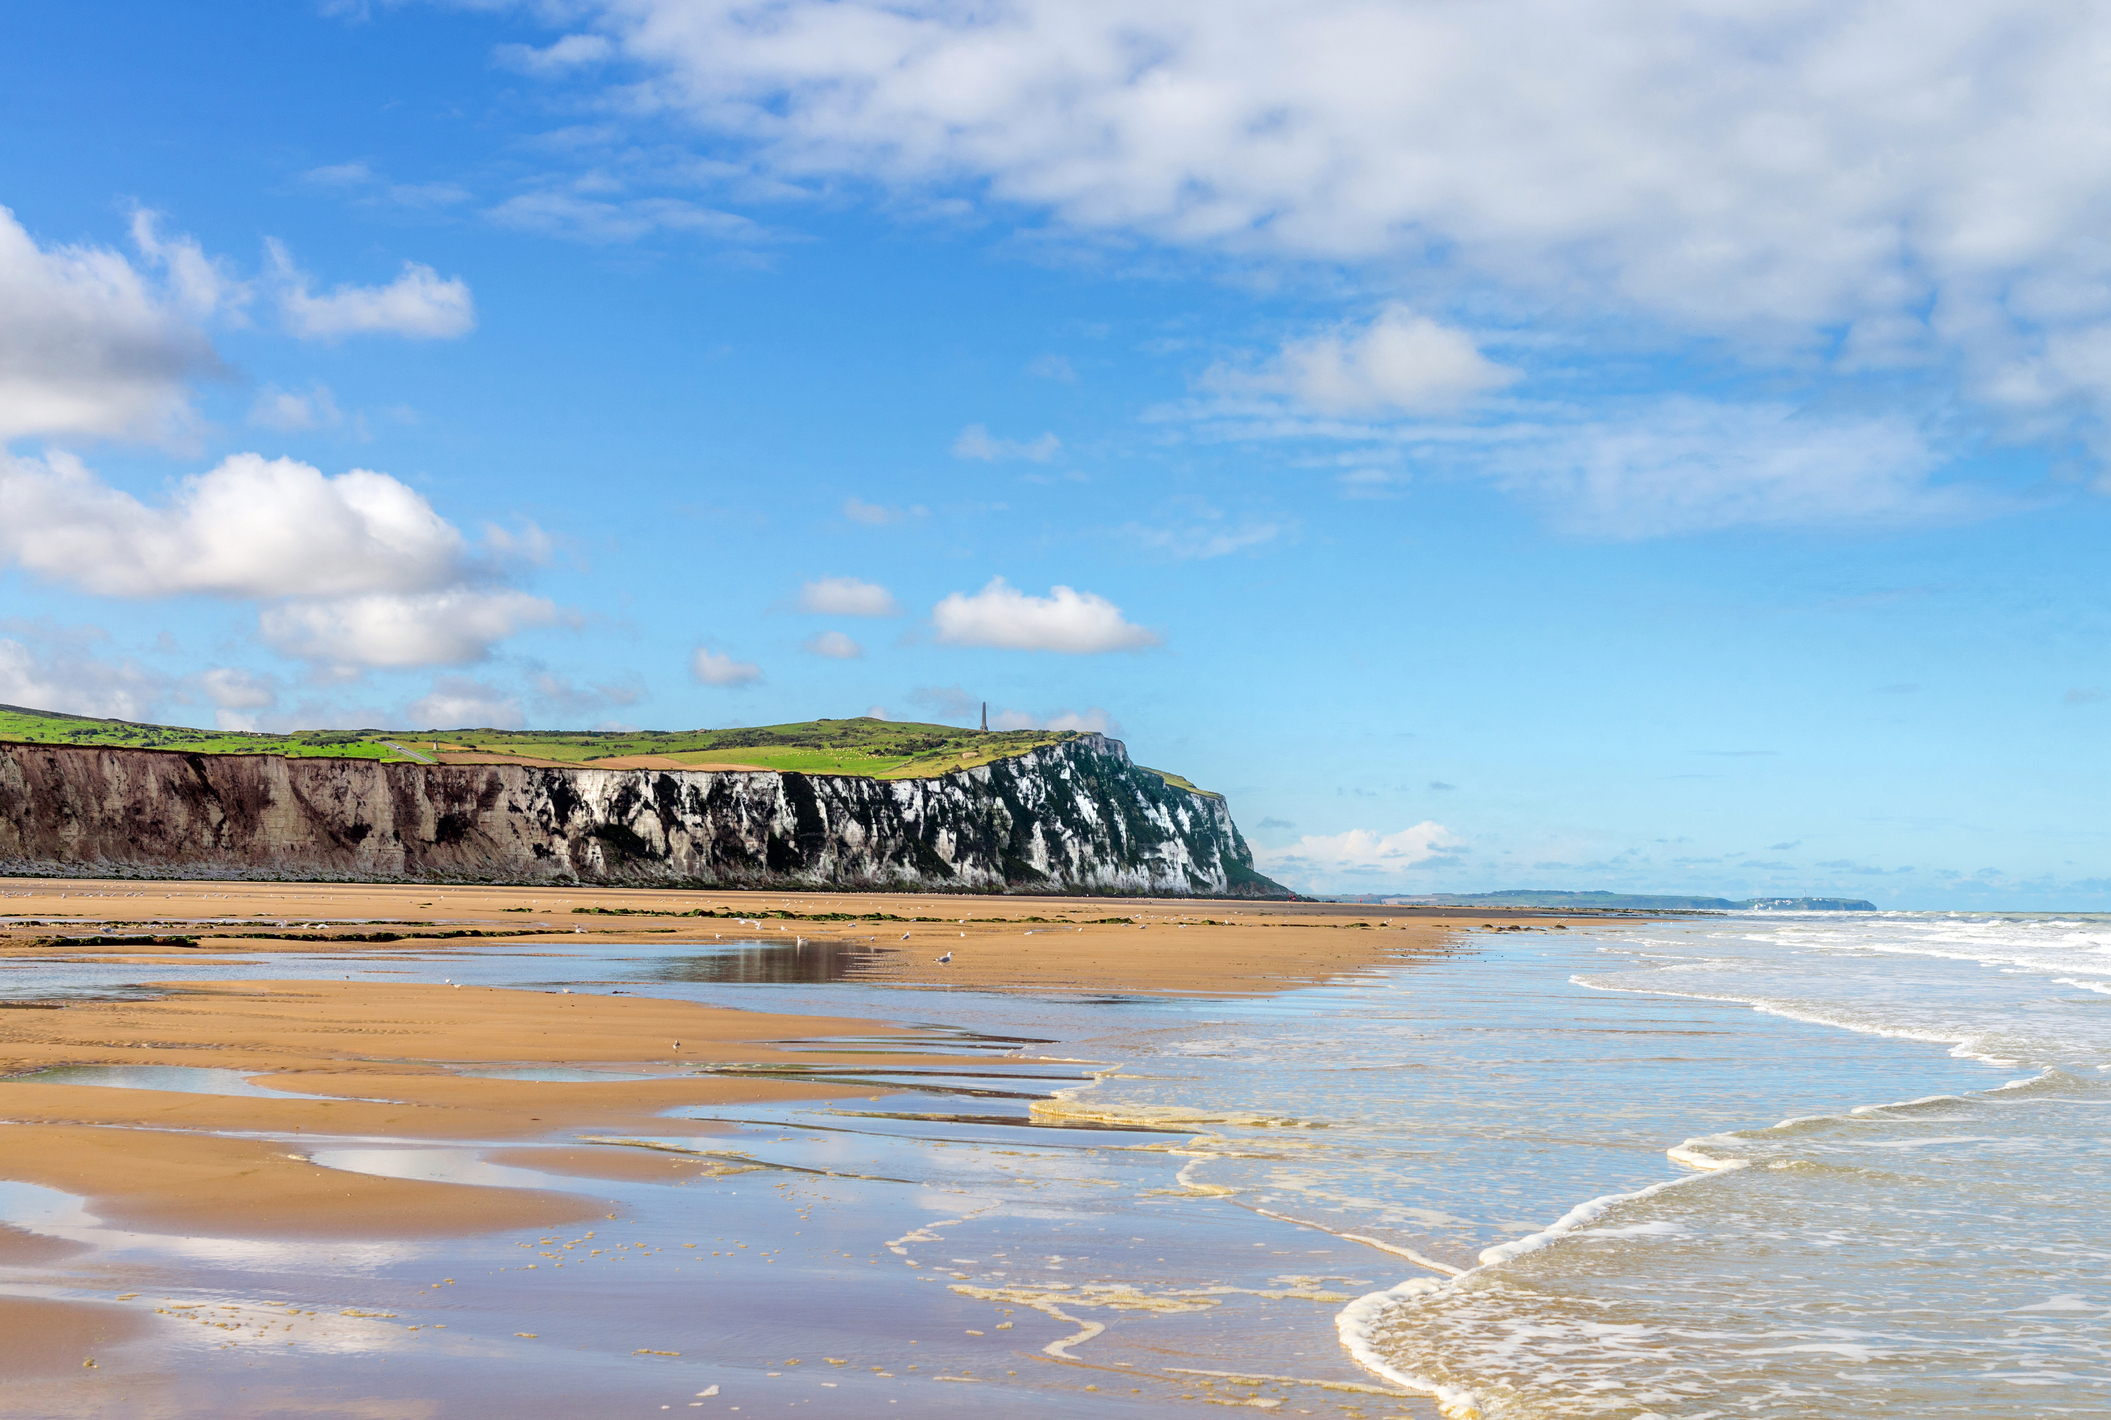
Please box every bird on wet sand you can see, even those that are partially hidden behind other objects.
[936,951,953,964]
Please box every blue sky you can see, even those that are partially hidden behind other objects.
[2,1,2108,906]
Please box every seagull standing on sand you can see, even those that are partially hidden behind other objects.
[936,951,953,964]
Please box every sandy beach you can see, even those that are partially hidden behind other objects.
[0,878,1567,1417]
[0,877,1509,995]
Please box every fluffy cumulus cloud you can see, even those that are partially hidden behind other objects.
[931,578,1160,653]
[268,239,475,340]
[1256,822,1463,890]
[1211,306,1516,416]
[796,576,898,616]
[0,450,557,667]
[257,589,558,669]
[691,646,763,686]
[0,450,469,599]
[0,205,228,444]
[803,630,863,659]
[0,204,471,443]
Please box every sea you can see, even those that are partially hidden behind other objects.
[2,910,2105,1417]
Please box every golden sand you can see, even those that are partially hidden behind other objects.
[0,877,1568,1392]
[0,1296,148,1376]
[0,877,1532,995]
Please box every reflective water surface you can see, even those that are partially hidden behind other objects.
[5,919,2105,1417]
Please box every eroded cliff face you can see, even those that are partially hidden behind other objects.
[0,734,1288,896]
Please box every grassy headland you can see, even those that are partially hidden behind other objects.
[0,706,1199,786]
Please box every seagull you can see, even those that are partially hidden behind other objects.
[936,951,953,964]
[901,932,911,940]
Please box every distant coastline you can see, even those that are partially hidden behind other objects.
[1320,889,1878,912]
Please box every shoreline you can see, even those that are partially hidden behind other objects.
[0,876,1566,998]
[0,878,1592,1415]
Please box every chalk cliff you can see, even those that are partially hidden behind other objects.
[0,733,1288,897]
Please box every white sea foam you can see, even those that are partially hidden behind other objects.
[1328,912,2111,1415]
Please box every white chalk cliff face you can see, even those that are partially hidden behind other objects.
[0,734,1287,897]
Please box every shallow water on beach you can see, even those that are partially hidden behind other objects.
[4,914,2107,1417]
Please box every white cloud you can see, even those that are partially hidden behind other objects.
[529,669,645,714]
[129,209,249,321]
[0,634,163,721]
[258,589,559,670]
[1211,305,1517,415]
[572,3,2111,328]
[407,675,524,729]
[198,667,277,711]
[0,204,225,444]
[1255,822,1463,890]
[0,450,467,600]
[534,1,2111,482]
[0,450,557,667]
[486,193,764,245]
[796,576,898,616]
[248,383,343,431]
[1483,399,1976,537]
[804,630,864,659]
[301,162,473,211]
[842,496,923,526]
[1172,390,1980,536]
[1123,510,1286,559]
[953,424,1060,462]
[1026,353,1077,382]
[931,577,1160,653]
[269,240,475,340]
[990,706,1119,734]
[196,666,279,731]
[495,33,615,74]
[691,647,763,686]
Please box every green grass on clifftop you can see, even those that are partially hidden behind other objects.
[417,718,1079,778]
[0,705,400,760]
[0,705,1193,784]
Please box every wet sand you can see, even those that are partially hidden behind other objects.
[0,1296,149,1376]
[0,978,928,1238]
[0,880,1576,1415]
[0,877,1531,995]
